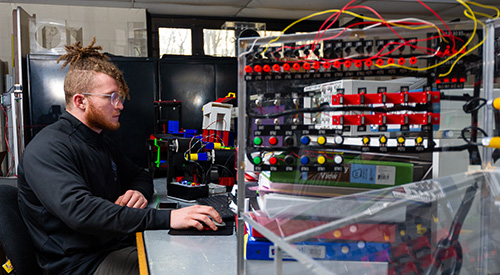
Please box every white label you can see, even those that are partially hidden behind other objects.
[375,166,396,185]
[270,245,326,259]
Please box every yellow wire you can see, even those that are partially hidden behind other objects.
[378,0,500,76]
[377,0,479,77]
[262,0,499,77]
[470,11,497,19]
[261,9,444,55]
[465,1,500,19]
[262,9,342,55]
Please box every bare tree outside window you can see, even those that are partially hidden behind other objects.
[159,27,192,56]
[203,29,235,57]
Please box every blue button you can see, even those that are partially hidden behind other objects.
[300,136,310,145]
[300,156,310,165]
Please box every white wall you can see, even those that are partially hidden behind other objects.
[0,3,147,77]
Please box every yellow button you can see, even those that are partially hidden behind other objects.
[334,230,341,238]
[379,135,387,144]
[397,137,405,144]
[416,136,423,144]
[362,137,370,144]
[317,155,326,164]
[317,136,326,145]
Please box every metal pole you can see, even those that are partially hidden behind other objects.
[236,38,248,275]
[481,20,495,167]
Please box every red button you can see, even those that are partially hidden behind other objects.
[244,65,253,73]
[354,60,362,68]
[376,59,384,66]
[387,58,395,65]
[409,56,417,65]
[273,64,281,72]
[365,59,373,67]
[269,137,278,145]
[344,60,352,68]
[303,63,311,70]
[263,64,271,72]
[254,65,262,73]
[283,63,291,71]
[333,61,341,68]
[322,62,331,69]
[292,63,301,71]
[312,62,320,70]
[398,57,405,65]
[269,157,278,165]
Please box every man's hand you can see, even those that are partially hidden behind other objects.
[170,205,222,231]
[115,190,148,209]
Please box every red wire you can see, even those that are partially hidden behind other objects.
[271,3,463,66]
[308,0,357,59]
[416,0,455,51]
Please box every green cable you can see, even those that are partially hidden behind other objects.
[154,138,161,168]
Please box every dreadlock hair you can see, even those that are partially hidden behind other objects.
[57,37,129,107]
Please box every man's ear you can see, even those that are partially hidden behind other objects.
[73,94,87,110]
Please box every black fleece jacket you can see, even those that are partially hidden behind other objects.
[17,111,171,275]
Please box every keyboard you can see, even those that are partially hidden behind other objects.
[197,195,235,221]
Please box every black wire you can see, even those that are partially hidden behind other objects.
[462,97,487,113]
[5,86,14,94]
[461,126,487,145]
[249,103,430,119]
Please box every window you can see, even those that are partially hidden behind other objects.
[159,27,192,56]
[203,29,236,57]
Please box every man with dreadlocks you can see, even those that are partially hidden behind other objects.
[17,38,221,275]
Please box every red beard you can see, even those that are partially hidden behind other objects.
[85,102,120,131]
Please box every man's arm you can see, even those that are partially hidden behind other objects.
[115,190,148,209]
[19,141,169,236]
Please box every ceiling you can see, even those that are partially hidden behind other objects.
[6,0,500,21]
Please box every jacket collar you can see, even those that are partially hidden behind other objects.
[60,110,104,145]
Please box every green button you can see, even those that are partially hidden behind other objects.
[253,156,262,165]
[253,137,263,145]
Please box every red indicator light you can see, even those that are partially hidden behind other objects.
[365,59,373,67]
[333,61,341,68]
[272,64,281,72]
[244,65,253,73]
[269,157,278,165]
[254,65,262,73]
[263,64,271,72]
[292,63,301,71]
[398,57,405,65]
[303,62,311,70]
[283,63,291,71]
[460,77,466,82]
[354,60,363,68]
[322,62,331,69]
[451,77,457,83]
[312,62,320,70]
[436,79,442,84]
[387,58,395,65]
[443,78,450,83]
[344,60,352,68]
[376,59,384,66]
[269,137,278,145]
[409,56,417,65]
